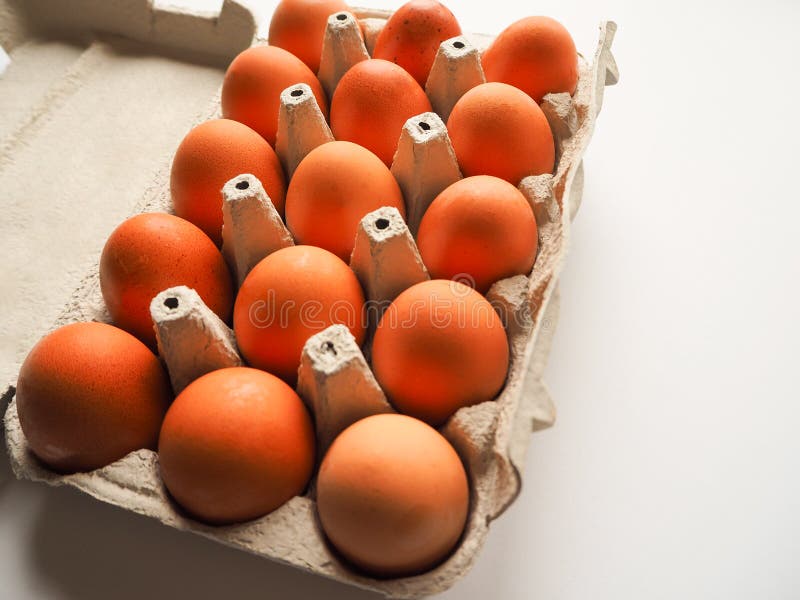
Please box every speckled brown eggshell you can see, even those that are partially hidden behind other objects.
[16,322,172,473]
[99,212,233,349]
[316,413,469,577]
[170,118,287,245]
[285,141,405,261]
[447,82,555,185]
[482,16,579,104]
[417,175,538,293]
[371,279,509,426]
[330,59,432,166]
[233,245,366,385]
[158,367,315,525]
[221,45,329,146]
[268,0,349,73]
[372,0,462,87]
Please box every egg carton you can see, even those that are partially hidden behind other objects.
[1,1,618,597]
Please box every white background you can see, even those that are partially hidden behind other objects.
[2,0,800,598]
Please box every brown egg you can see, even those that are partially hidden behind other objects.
[233,245,365,384]
[447,82,555,184]
[158,367,315,524]
[170,118,286,244]
[221,45,329,146]
[317,414,469,577]
[16,322,171,473]
[286,141,405,260]
[330,59,432,166]
[371,280,509,425]
[372,0,462,87]
[482,16,579,104]
[100,213,233,348]
[268,0,349,73]
[417,175,538,293]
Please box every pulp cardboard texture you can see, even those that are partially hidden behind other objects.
[1,1,618,597]
[151,285,244,395]
[0,0,255,393]
[221,172,295,285]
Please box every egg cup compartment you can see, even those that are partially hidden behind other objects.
[298,324,395,455]
[276,82,335,178]
[351,205,430,315]
[391,111,462,235]
[318,11,370,98]
[150,285,243,395]
[221,172,295,285]
[3,1,618,597]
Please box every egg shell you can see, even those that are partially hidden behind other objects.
[447,82,555,185]
[99,212,233,349]
[16,322,171,473]
[170,118,287,245]
[417,175,538,293]
[221,45,329,146]
[316,413,469,577]
[482,16,579,104]
[371,279,509,426]
[330,59,432,166]
[372,0,462,87]
[158,367,315,525]
[233,245,366,385]
[285,141,405,261]
[268,0,349,73]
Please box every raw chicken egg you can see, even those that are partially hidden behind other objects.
[158,367,315,524]
[285,141,405,261]
[170,118,286,244]
[221,45,329,146]
[233,245,366,384]
[268,0,349,73]
[417,175,538,293]
[371,279,509,425]
[16,322,171,473]
[316,413,469,577]
[100,213,233,348]
[372,0,462,87]
[482,16,579,104]
[330,59,432,166]
[447,82,555,184]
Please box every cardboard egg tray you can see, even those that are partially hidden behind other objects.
[1,1,618,597]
